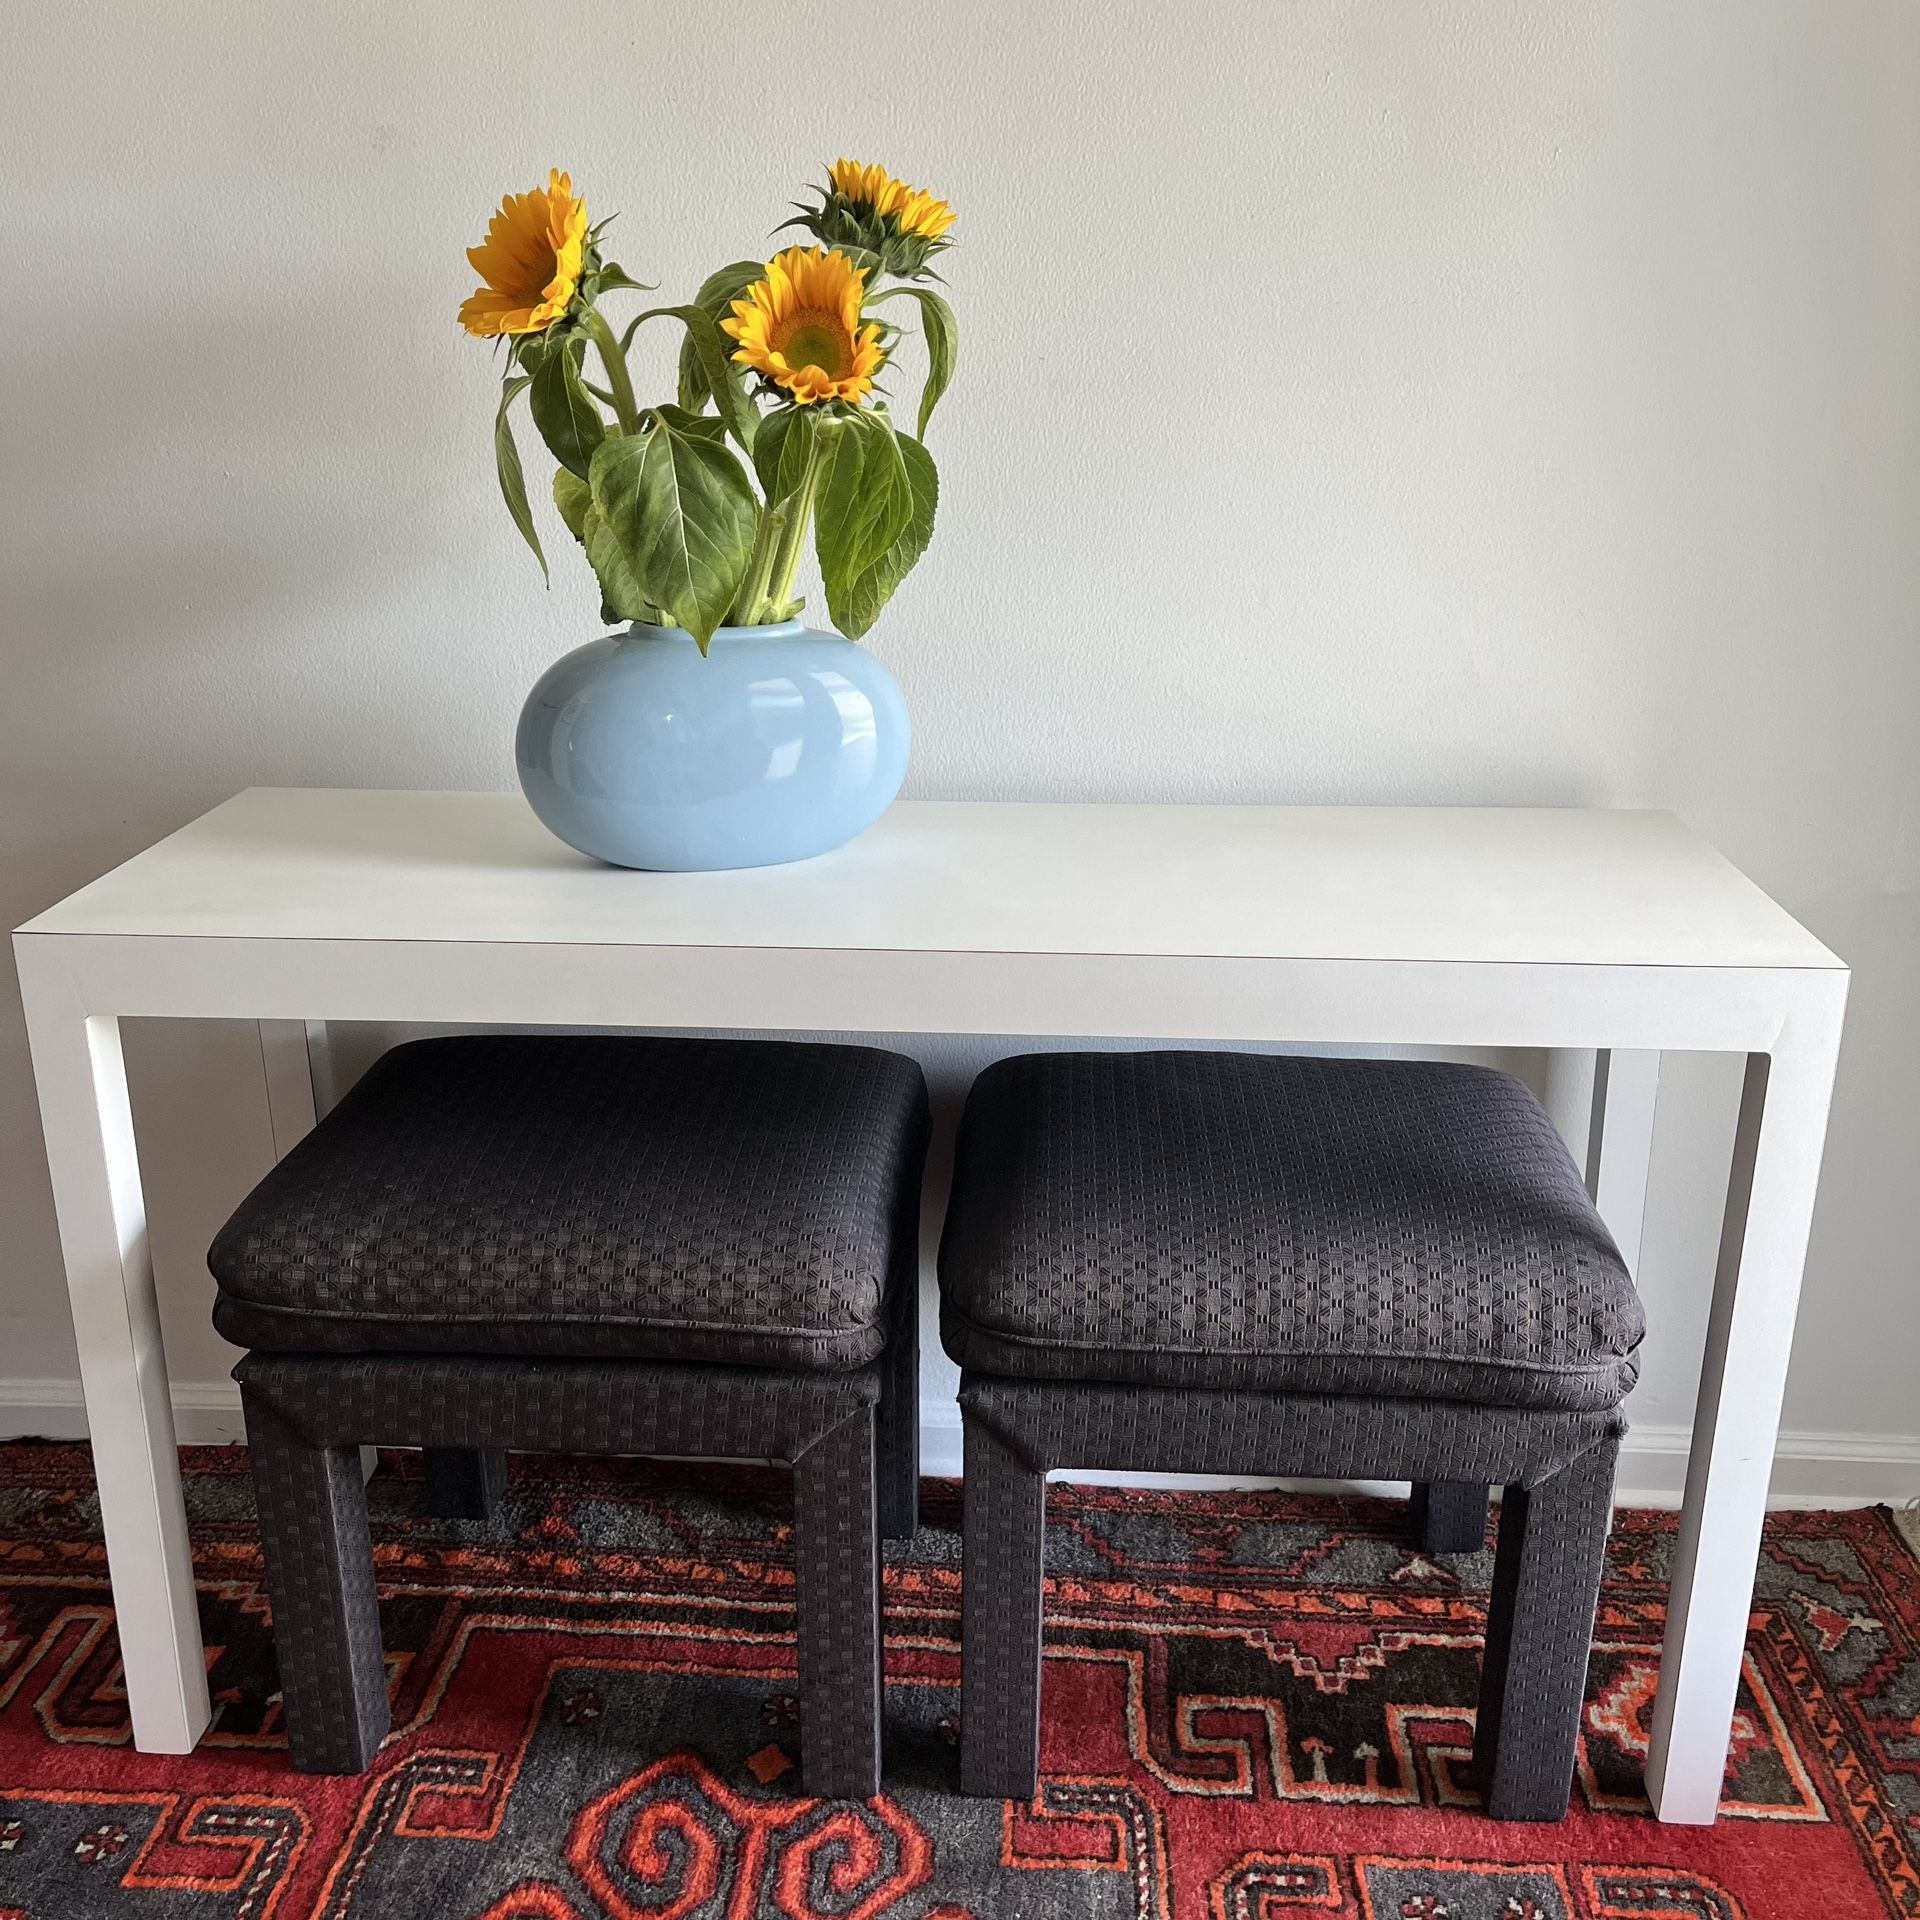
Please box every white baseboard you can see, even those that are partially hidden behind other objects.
[1606,1421,1920,1510]
[4,1381,1916,1513]
[0,1378,250,1448]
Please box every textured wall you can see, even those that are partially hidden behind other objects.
[1,2,1915,1475]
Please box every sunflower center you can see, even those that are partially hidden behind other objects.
[772,311,850,377]
[524,246,557,296]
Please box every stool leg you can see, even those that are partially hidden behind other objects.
[241,1387,389,1773]
[959,1412,1047,1799]
[422,1447,506,1521]
[1411,1480,1489,1554]
[1472,1435,1619,1821]
[875,1281,921,1542]
[793,1407,882,1797]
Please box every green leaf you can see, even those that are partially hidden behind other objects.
[674,336,703,411]
[528,341,605,479]
[619,303,759,459]
[717,358,763,452]
[676,260,767,412]
[870,286,957,438]
[663,307,758,457]
[589,409,759,649]
[509,332,552,376]
[861,406,914,504]
[591,261,655,294]
[815,410,913,597]
[694,258,769,309]
[829,432,937,638]
[493,374,546,581]
[752,405,818,502]
[553,467,591,541]
[810,420,867,592]
[580,497,652,622]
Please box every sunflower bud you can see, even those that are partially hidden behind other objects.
[787,159,955,281]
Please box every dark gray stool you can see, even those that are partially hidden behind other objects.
[938,1050,1640,1822]
[211,1034,928,1797]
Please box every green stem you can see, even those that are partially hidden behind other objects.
[728,499,786,625]
[579,302,640,435]
[761,423,831,617]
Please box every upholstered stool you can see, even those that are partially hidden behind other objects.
[211,1034,928,1795]
[938,1050,1641,1822]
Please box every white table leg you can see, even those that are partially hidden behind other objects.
[1646,1009,1845,1822]
[1543,1048,1659,1274]
[16,958,210,1753]
[305,1019,340,1119]
[257,1020,319,1155]
[1542,1048,1602,1172]
[1589,1048,1660,1277]
[256,1021,376,1479]
[258,1019,341,1141]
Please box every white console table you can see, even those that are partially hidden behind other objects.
[12,789,1847,1824]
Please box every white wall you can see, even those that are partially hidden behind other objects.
[2,2,1916,1501]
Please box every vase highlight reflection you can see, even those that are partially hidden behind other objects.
[515,620,910,871]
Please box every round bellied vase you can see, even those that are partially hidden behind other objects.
[514,620,910,871]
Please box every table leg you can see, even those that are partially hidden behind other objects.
[1646,1017,1845,1823]
[257,1022,375,1480]
[17,984,211,1753]
[1587,1049,1659,1277]
[1421,1051,1654,1565]
[1543,1048,1602,1171]
[1547,1047,1658,1274]
[257,1020,319,1155]
[305,1021,340,1117]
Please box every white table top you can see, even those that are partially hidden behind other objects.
[17,788,1842,973]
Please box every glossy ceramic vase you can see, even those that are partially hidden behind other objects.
[515,620,910,871]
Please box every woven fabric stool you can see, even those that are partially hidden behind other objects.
[211,1034,929,1796]
[938,1050,1641,1822]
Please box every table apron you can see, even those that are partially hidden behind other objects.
[16,931,1842,1053]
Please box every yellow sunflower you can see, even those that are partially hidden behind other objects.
[828,157,956,241]
[721,246,886,405]
[459,170,588,338]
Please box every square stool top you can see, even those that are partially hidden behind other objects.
[938,1051,1642,1411]
[210,1035,928,1370]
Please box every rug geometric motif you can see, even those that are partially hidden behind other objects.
[0,1445,1916,1918]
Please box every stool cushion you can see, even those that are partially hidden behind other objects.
[937,1051,1641,1411]
[210,1035,928,1370]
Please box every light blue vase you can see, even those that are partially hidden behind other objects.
[515,620,910,871]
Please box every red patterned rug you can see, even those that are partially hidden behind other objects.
[0,1445,1916,1918]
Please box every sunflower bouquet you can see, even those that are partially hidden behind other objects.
[461,163,955,649]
